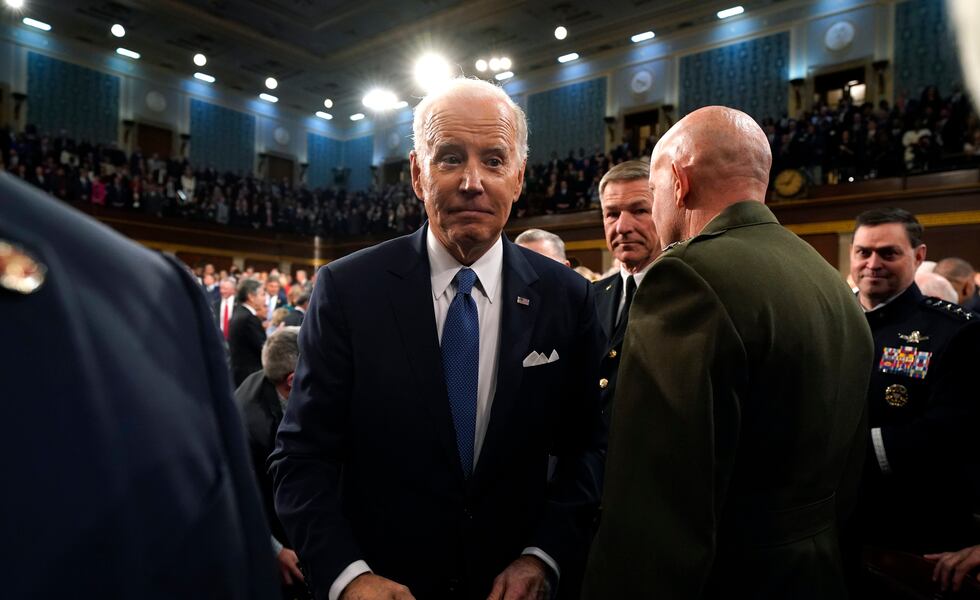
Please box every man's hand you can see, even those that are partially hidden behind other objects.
[487,555,551,600]
[276,548,305,585]
[340,573,415,600]
[926,545,980,592]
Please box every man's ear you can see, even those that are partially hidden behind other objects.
[513,158,527,203]
[410,150,425,202]
[285,371,295,394]
[671,162,690,208]
[914,243,927,268]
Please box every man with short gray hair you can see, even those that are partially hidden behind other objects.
[934,257,977,308]
[515,228,570,267]
[272,77,604,600]
[236,327,306,597]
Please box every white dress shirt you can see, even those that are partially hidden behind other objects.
[329,230,557,600]
[219,296,235,335]
[616,260,655,323]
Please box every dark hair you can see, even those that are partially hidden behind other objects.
[236,278,262,303]
[854,208,924,247]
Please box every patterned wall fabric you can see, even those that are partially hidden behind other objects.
[679,32,789,120]
[307,132,344,188]
[27,52,119,144]
[344,135,374,191]
[527,77,606,163]
[189,98,256,174]
[894,0,961,99]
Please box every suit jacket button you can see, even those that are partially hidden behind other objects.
[608,349,617,359]
[599,378,609,389]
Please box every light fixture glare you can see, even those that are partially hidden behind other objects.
[414,53,452,92]
[350,113,365,121]
[193,53,207,67]
[193,72,215,83]
[315,111,333,120]
[116,47,140,59]
[631,31,655,43]
[717,5,744,19]
[554,26,567,40]
[259,93,278,103]
[557,52,579,63]
[495,71,514,81]
[265,77,278,90]
[23,17,51,31]
[111,24,126,38]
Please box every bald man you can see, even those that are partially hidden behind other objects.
[582,106,874,599]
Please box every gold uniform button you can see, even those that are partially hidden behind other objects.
[608,349,617,359]
[599,378,609,389]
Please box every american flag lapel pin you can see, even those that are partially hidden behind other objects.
[516,296,530,306]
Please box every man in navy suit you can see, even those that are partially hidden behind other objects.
[592,160,661,427]
[270,78,605,600]
[0,174,279,599]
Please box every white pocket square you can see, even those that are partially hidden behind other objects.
[523,349,560,367]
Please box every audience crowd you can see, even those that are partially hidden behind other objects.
[3,84,979,240]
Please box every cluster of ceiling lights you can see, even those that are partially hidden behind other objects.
[9,0,746,123]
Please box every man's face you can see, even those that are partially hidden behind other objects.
[266,281,280,296]
[411,94,525,262]
[249,290,269,314]
[601,178,659,272]
[219,281,235,299]
[850,223,926,308]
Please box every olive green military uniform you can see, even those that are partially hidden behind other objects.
[583,201,874,599]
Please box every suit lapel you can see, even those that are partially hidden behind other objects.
[387,227,465,481]
[473,240,540,485]
[596,274,622,343]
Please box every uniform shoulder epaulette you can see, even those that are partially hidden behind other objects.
[921,296,975,321]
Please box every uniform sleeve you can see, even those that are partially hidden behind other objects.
[584,256,747,598]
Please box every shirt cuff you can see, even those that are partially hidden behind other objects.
[522,547,560,581]
[871,427,892,475]
[329,560,372,600]
[271,535,284,555]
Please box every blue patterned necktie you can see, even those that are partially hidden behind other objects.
[441,267,479,478]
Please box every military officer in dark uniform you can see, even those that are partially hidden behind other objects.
[849,208,980,557]
[0,173,280,599]
[593,160,660,427]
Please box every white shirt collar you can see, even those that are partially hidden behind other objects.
[427,227,503,303]
[621,260,655,289]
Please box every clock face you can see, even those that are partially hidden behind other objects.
[388,132,401,150]
[631,70,653,94]
[274,127,291,146]
[775,169,804,197]
[824,21,855,52]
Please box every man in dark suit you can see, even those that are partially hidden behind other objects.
[271,78,605,600]
[592,160,660,427]
[0,173,279,599]
[235,326,308,598]
[229,279,268,386]
[583,106,873,599]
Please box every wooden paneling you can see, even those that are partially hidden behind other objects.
[267,154,294,183]
[136,122,173,159]
[567,248,603,273]
[799,233,840,268]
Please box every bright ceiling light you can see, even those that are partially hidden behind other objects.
[488,57,501,71]
[631,31,655,43]
[6,0,25,9]
[315,111,333,120]
[495,71,514,81]
[350,113,365,121]
[362,88,398,111]
[265,77,278,90]
[393,100,409,109]
[323,98,333,108]
[110,24,126,38]
[500,57,512,70]
[475,59,488,72]
[116,47,140,59]
[414,53,452,92]
[193,53,207,66]
[717,5,744,19]
[193,72,215,83]
[554,26,567,40]
[23,17,51,31]
[259,93,278,103]
[557,52,579,63]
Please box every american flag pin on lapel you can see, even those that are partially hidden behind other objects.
[516,296,530,306]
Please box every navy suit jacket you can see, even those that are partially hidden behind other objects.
[271,226,605,600]
[0,174,279,599]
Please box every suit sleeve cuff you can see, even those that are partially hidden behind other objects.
[871,427,892,475]
[522,547,560,581]
[271,535,284,555]
[329,560,372,600]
